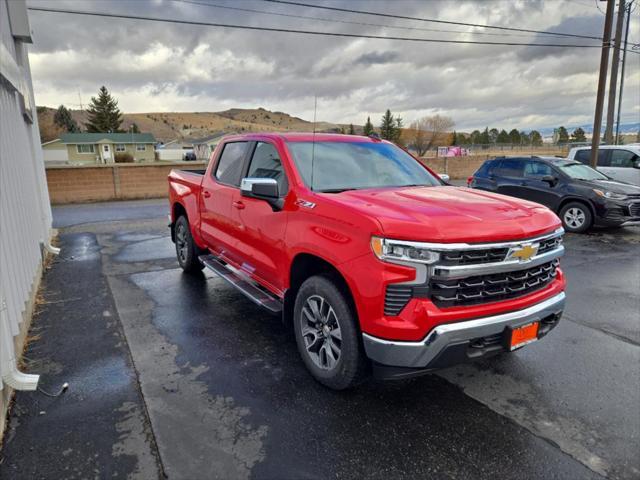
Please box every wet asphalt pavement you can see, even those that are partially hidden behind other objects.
[1,199,638,479]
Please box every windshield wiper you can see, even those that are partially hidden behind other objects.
[316,188,356,193]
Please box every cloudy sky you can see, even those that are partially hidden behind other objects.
[26,0,640,131]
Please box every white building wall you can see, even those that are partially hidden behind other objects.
[0,0,52,410]
[43,147,69,163]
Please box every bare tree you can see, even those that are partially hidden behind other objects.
[408,115,455,157]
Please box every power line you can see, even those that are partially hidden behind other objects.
[27,6,606,49]
[172,0,554,38]
[261,0,603,41]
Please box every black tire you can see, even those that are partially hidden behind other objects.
[293,275,369,390]
[559,202,593,233]
[174,215,205,273]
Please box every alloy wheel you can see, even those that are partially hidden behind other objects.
[564,207,586,229]
[176,222,188,263]
[300,295,342,370]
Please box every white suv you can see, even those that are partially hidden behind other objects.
[567,145,640,186]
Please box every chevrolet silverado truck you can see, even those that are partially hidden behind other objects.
[169,133,566,390]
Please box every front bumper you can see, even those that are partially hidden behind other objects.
[363,291,565,377]
[594,198,640,226]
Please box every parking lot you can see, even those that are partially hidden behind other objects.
[1,199,638,480]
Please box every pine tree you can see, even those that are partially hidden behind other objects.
[529,130,543,146]
[480,127,490,145]
[556,126,569,144]
[393,116,404,145]
[85,86,124,133]
[497,129,509,143]
[53,105,80,133]
[571,127,586,142]
[451,131,458,146]
[131,123,140,133]
[348,124,355,135]
[363,116,374,136]
[380,110,396,141]
[508,128,521,144]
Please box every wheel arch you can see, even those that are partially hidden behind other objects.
[284,253,358,329]
[170,202,188,242]
[557,197,596,218]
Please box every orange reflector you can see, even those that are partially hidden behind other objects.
[371,236,383,257]
[510,322,539,350]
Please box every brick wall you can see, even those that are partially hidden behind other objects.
[45,162,207,204]
[46,156,501,204]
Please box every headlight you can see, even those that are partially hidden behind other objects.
[593,189,627,200]
[371,236,440,264]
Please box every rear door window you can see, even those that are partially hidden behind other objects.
[475,160,495,177]
[574,150,590,164]
[575,149,610,166]
[523,160,553,178]
[610,149,637,168]
[215,142,248,186]
[495,159,524,177]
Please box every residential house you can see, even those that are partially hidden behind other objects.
[42,132,157,164]
[155,139,195,161]
[191,132,226,160]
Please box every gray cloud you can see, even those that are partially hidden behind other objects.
[26,0,640,131]
[354,51,400,66]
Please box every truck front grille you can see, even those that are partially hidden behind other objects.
[430,260,559,308]
[440,248,508,265]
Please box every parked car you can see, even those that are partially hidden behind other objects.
[567,145,640,186]
[468,156,640,233]
[183,151,197,161]
[169,134,566,389]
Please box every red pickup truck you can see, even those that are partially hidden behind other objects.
[169,133,566,389]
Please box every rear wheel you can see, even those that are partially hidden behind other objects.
[559,202,593,233]
[293,275,368,390]
[174,215,205,273]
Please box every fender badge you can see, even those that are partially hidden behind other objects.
[295,199,316,209]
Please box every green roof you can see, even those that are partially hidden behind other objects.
[60,133,157,144]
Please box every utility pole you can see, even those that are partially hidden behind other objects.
[615,0,633,144]
[604,0,626,144]
[590,0,615,168]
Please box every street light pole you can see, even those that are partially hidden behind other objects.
[604,0,626,144]
[590,0,615,168]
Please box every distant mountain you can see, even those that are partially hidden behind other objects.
[37,106,348,143]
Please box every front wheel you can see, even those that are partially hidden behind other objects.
[293,275,369,390]
[174,215,205,273]
[559,202,593,233]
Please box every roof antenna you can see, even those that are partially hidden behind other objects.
[311,94,317,191]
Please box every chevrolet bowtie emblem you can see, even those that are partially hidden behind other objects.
[509,244,538,262]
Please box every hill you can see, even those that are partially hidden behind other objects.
[37,106,348,143]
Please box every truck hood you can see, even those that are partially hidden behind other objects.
[326,186,561,243]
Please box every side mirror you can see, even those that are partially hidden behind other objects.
[240,178,283,210]
[438,173,450,183]
[541,175,558,186]
[633,159,640,170]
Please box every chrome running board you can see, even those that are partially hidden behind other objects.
[199,254,283,314]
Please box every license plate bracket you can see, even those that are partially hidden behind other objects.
[506,322,540,351]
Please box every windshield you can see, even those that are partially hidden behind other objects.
[286,141,441,192]
[556,162,608,181]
